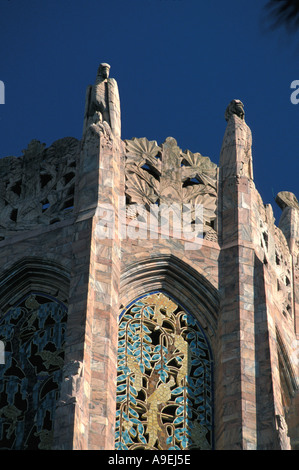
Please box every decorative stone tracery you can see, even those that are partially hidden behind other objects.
[0,293,67,449]
[124,137,218,241]
[0,137,80,240]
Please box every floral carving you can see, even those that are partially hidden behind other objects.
[126,174,158,206]
[125,137,161,170]
[0,137,80,240]
[124,137,218,239]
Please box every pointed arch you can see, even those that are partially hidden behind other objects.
[120,254,219,341]
[0,257,70,449]
[116,255,219,450]
[0,257,70,313]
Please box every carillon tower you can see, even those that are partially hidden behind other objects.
[0,64,298,450]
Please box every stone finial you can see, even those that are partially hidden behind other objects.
[224,99,245,122]
[220,99,253,180]
[97,63,111,79]
[276,191,299,211]
[83,62,121,139]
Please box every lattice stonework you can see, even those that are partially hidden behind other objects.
[124,137,218,241]
[0,293,67,450]
[115,292,213,450]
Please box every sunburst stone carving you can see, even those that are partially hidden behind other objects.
[124,137,218,239]
[125,137,161,170]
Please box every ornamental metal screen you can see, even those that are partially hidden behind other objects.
[0,293,67,450]
[115,292,213,450]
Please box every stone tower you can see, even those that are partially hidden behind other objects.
[0,65,298,450]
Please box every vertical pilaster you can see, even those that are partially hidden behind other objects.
[52,129,100,450]
[52,64,124,450]
[53,113,124,449]
[87,133,124,450]
[216,101,257,449]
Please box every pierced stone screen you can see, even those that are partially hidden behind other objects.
[0,293,67,449]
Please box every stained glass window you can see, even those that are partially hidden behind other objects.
[115,292,213,450]
[0,292,67,450]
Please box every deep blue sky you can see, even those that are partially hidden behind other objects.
[0,0,298,222]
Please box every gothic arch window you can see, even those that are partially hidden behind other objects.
[0,292,67,450]
[115,291,213,450]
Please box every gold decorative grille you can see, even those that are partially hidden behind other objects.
[115,292,213,450]
[0,293,67,449]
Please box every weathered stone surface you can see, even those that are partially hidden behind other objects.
[216,99,299,450]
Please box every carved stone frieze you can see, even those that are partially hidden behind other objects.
[0,137,80,240]
[124,137,218,239]
[253,194,293,319]
[274,226,293,318]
